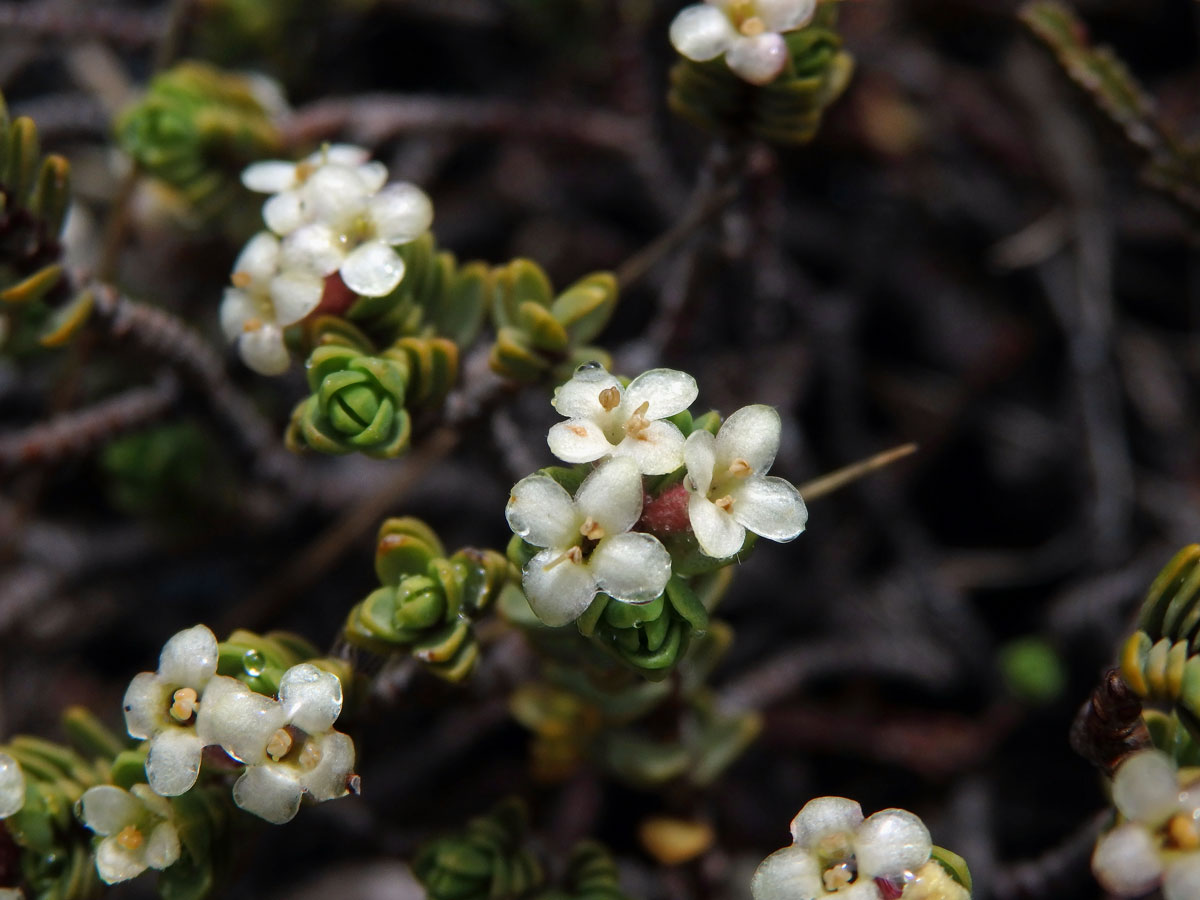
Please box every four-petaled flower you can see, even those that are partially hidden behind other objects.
[0,751,24,819]
[123,624,220,797]
[197,664,356,825]
[219,231,325,375]
[77,784,181,884]
[683,404,807,559]
[1091,750,1200,900]
[670,0,817,85]
[752,797,941,900]
[506,457,673,626]
[548,363,698,475]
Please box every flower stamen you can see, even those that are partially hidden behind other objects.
[266,728,294,761]
[714,495,734,512]
[231,271,253,288]
[624,401,652,439]
[740,15,766,36]
[822,862,855,891]
[542,546,584,571]
[1168,813,1200,850]
[728,457,753,477]
[579,517,606,541]
[243,317,263,332]
[116,824,144,851]
[298,741,323,771]
[598,386,622,412]
[169,687,198,723]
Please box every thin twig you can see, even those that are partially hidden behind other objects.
[0,3,166,46]
[797,443,919,502]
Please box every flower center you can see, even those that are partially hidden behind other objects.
[1168,813,1200,850]
[579,516,606,541]
[739,15,766,36]
[299,741,323,771]
[231,270,253,288]
[266,728,294,761]
[243,317,263,333]
[598,386,622,412]
[714,495,734,512]
[543,545,585,571]
[116,824,144,851]
[624,401,652,439]
[295,160,316,182]
[728,457,752,477]
[169,687,198,723]
[822,862,855,891]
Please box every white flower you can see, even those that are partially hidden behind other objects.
[123,625,220,797]
[506,457,673,626]
[280,170,432,298]
[197,666,355,825]
[0,752,25,818]
[1091,749,1200,900]
[547,363,698,475]
[683,404,807,558]
[77,784,181,884]
[669,0,816,85]
[752,798,934,900]
[219,231,324,375]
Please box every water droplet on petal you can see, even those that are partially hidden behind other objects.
[243,650,266,677]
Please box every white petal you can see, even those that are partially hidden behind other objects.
[123,672,170,741]
[688,493,745,559]
[669,4,737,61]
[78,785,139,836]
[220,288,257,342]
[575,457,644,535]
[269,271,323,326]
[129,784,172,820]
[547,419,616,465]
[621,368,698,420]
[725,32,790,85]
[684,429,716,496]
[369,183,433,245]
[506,475,580,549]
[0,753,24,818]
[279,664,344,735]
[590,532,672,604]
[145,728,204,797]
[232,232,280,283]
[238,325,290,376]
[241,161,298,194]
[300,731,356,801]
[750,846,824,900]
[757,0,816,31]
[282,223,344,275]
[158,624,219,689]
[729,475,807,542]
[1092,823,1163,896]
[304,165,371,222]
[1165,855,1200,900]
[834,884,880,900]
[853,809,931,879]
[143,822,181,870]
[715,404,780,474]
[196,675,287,765]
[789,796,863,848]
[263,190,306,235]
[354,161,389,194]
[614,421,686,476]
[1113,750,1182,826]
[317,144,370,168]
[340,241,406,297]
[552,363,621,419]
[232,765,303,825]
[95,836,148,884]
[522,548,598,627]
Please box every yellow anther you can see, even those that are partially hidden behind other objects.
[231,271,253,288]
[822,862,854,892]
[243,317,263,333]
[624,401,652,438]
[295,161,315,181]
[714,495,734,512]
[579,517,606,541]
[169,687,198,722]
[266,728,294,761]
[1169,813,1200,850]
[728,458,753,477]
[739,16,766,36]
[599,386,622,412]
[299,742,323,772]
[542,546,584,571]
[117,825,144,851]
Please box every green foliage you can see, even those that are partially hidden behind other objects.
[342,517,517,682]
[0,89,85,353]
[116,62,281,214]
[285,337,457,459]
[413,798,545,900]
[537,842,630,900]
[1021,1,1200,217]
[488,259,617,385]
[667,5,854,146]
[930,845,973,892]
[999,637,1067,705]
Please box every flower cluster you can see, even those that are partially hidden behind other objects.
[752,797,970,900]
[222,144,433,374]
[507,363,807,626]
[123,625,356,824]
[1091,749,1200,900]
[669,0,817,85]
[76,784,180,884]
